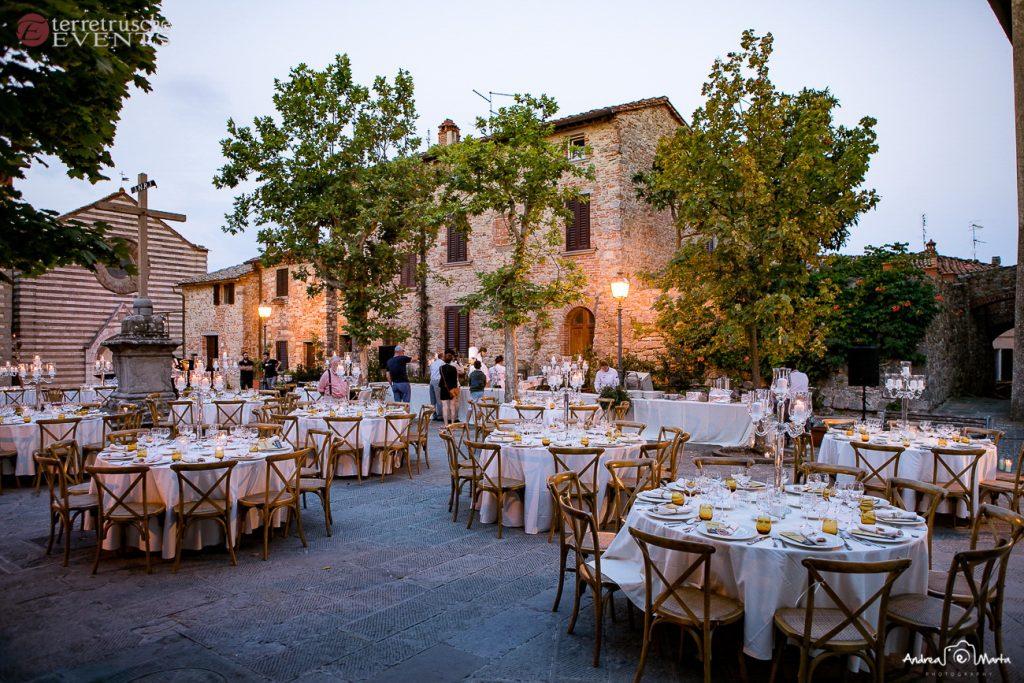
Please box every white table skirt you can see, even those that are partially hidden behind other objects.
[0,416,105,476]
[632,399,753,446]
[477,442,643,534]
[89,445,296,559]
[294,414,410,477]
[817,433,998,517]
[602,503,928,661]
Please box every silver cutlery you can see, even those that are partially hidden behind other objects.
[746,536,770,546]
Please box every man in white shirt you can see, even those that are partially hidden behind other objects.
[428,350,445,421]
[489,355,506,401]
[474,346,489,386]
[594,362,619,392]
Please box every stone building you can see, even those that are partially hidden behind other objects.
[178,260,343,373]
[3,190,208,386]
[394,97,685,374]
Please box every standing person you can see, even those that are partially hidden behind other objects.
[594,362,619,392]
[260,351,280,390]
[489,355,505,402]
[428,350,444,421]
[474,346,489,383]
[468,360,487,402]
[438,352,460,424]
[317,359,349,400]
[789,369,809,394]
[238,351,255,390]
[385,344,412,403]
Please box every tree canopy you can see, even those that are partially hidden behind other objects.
[0,0,165,282]
[641,30,879,386]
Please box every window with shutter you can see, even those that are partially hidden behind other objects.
[303,341,316,368]
[447,225,468,263]
[275,340,288,370]
[212,284,220,306]
[566,198,591,251]
[275,268,289,297]
[224,283,235,305]
[400,252,417,287]
[444,306,470,358]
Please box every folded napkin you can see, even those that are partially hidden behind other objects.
[654,503,692,515]
[704,521,737,536]
[781,530,827,545]
[876,508,918,521]
[857,524,903,538]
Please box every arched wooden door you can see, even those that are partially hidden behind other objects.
[566,307,595,356]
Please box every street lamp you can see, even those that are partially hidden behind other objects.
[610,273,630,387]
[257,303,272,355]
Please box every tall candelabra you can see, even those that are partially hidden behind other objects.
[3,355,57,408]
[541,356,588,426]
[883,361,926,432]
[92,357,115,385]
[746,368,812,490]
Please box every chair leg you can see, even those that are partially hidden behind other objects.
[633,612,653,683]
[261,510,271,560]
[323,489,332,536]
[142,518,153,574]
[423,442,430,469]
[567,577,583,634]
[173,516,185,573]
[592,585,603,667]
[552,543,570,611]
[994,615,1009,683]
[702,628,713,683]
[224,514,237,566]
[294,500,308,547]
[769,629,785,683]
[496,492,504,539]
[46,510,58,555]
[92,521,104,574]
[466,489,477,530]
[62,513,72,567]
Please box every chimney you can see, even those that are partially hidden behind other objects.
[993,256,1002,266]
[438,119,460,146]
[925,239,937,255]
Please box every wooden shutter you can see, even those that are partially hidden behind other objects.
[444,306,470,357]
[212,284,220,306]
[400,252,417,287]
[224,283,235,305]
[205,335,218,361]
[447,225,467,263]
[303,341,315,368]
[457,309,469,358]
[566,198,591,251]
[275,340,288,370]
[276,268,289,297]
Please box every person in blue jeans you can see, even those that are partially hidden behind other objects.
[385,345,412,403]
[468,360,487,402]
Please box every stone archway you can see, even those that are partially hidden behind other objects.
[564,306,595,356]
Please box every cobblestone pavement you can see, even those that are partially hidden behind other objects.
[1,431,1022,682]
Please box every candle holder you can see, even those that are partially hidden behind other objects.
[882,361,926,432]
[2,355,57,408]
[541,356,589,428]
[746,367,812,491]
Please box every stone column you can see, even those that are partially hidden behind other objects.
[1012,0,1024,418]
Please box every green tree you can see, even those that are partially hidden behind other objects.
[0,0,166,282]
[214,54,437,368]
[434,94,591,398]
[641,31,879,386]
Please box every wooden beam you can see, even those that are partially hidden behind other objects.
[94,202,186,223]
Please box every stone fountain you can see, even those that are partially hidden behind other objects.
[101,296,179,416]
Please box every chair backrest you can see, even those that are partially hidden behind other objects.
[386,401,410,411]
[472,401,499,438]
[102,411,143,442]
[935,543,1010,646]
[693,456,754,475]
[257,448,307,507]
[962,426,1004,446]
[569,404,600,428]
[414,404,433,440]
[797,557,910,654]
[613,401,631,420]
[792,432,815,483]
[268,414,299,448]
[629,525,719,627]
[304,429,334,478]
[887,476,947,569]
[93,386,115,402]
[514,405,545,421]
[42,440,82,493]
[969,504,1024,609]
[143,397,163,424]
[930,446,988,498]
[213,400,246,429]
[300,387,319,404]
[640,440,673,481]
[168,401,196,428]
[381,413,413,448]
[596,397,615,422]
[62,387,82,403]
[170,460,237,517]
[552,477,605,583]
[801,461,866,485]
[822,417,856,429]
[3,388,26,406]
[35,453,74,503]
[547,469,586,543]
[548,447,604,496]
[253,422,283,438]
[466,440,508,491]
[613,420,646,435]
[87,464,151,522]
[370,384,389,402]
[605,458,657,529]
[43,387,65,403]
[849,442,905,492]
[37,418,81,452]
[657,426,690,481]
[106,428,146,445]
[324,416,361,453]
[443,422,471,462]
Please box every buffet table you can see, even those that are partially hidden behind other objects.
[631,398,753,446]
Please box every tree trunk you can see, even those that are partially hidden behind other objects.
[357,345,370,383]
[416,228,430,374]
[1011,0,1024,418]
[747,325,762,388]
[504,324,519,401]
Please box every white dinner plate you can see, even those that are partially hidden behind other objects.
[778,532,843,550]
[696,523,756,541]
[646,509,694,522]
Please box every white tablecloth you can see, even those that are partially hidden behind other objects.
[603,499,928,660]
[0,415,105,476]
[294,412,410,477]
[477,440,643,534]
[817,433,998,517]
[90,440,296,559]
[632,399,753,446]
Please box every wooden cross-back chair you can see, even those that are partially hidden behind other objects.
[213,400,246,432]
[631,526,746,683]
[602,457,657,531]
[42,387,65,403]
[613,420,646,435]
[2,388,26,407]
[980,443,1024,513]
[93,386,115,402]
[299,429,336,535]
[370,413,413,481]
[471,400,499,440]
[791,432,815,484]
[323,416,362,481]
[36,448,97,566]
[87,464,166,574]
[514,404,545,422]
[106,428,147,446]
[569,404,600,428]
[408,404,433,473]
[693,456,754,477]
[440,428,476,522]
[613,401,631,421]
[548,470,615,614]
[849,441,905,497]
[546,446,605,543]
[657,426,690,482]
[771,557,910,683]
[268,413,299,449]
[168,401,198,432]
[800,461,866,486]
[962,426,1004,446]
[170,460,237,570]
[253,423,283,439]
[639,440,673,484]
[930,446,988,527]
[237,448,308,560]
[886,477,947,569]
[369,384,389,402]
[596,397,615,424]
[465,440,524,538]
[33,417,82,491]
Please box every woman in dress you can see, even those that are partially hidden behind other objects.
[438,352,461,424]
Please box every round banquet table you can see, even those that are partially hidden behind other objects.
[200,397,264,427]
[89,436,296,559]
[477,434,644,534]
[817,432,998,517]
[293,407,411,477]
[631,398,754,446]
[0,412,105,476]
[602,494,928,661]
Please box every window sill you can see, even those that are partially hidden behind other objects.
[442,260,474,268]
[561,247,596,257]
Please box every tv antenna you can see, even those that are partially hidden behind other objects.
[921,214,927,249]
[969,222,985,260]
[472,89,514,120]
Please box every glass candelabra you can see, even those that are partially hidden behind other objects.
[883,361,926,432]
[2,355,57,408]
[745,367,813,491]
[541,356,588,427]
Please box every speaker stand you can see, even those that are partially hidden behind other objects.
[861,384,867,422]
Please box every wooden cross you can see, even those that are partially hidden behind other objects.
[96,172,186,298]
